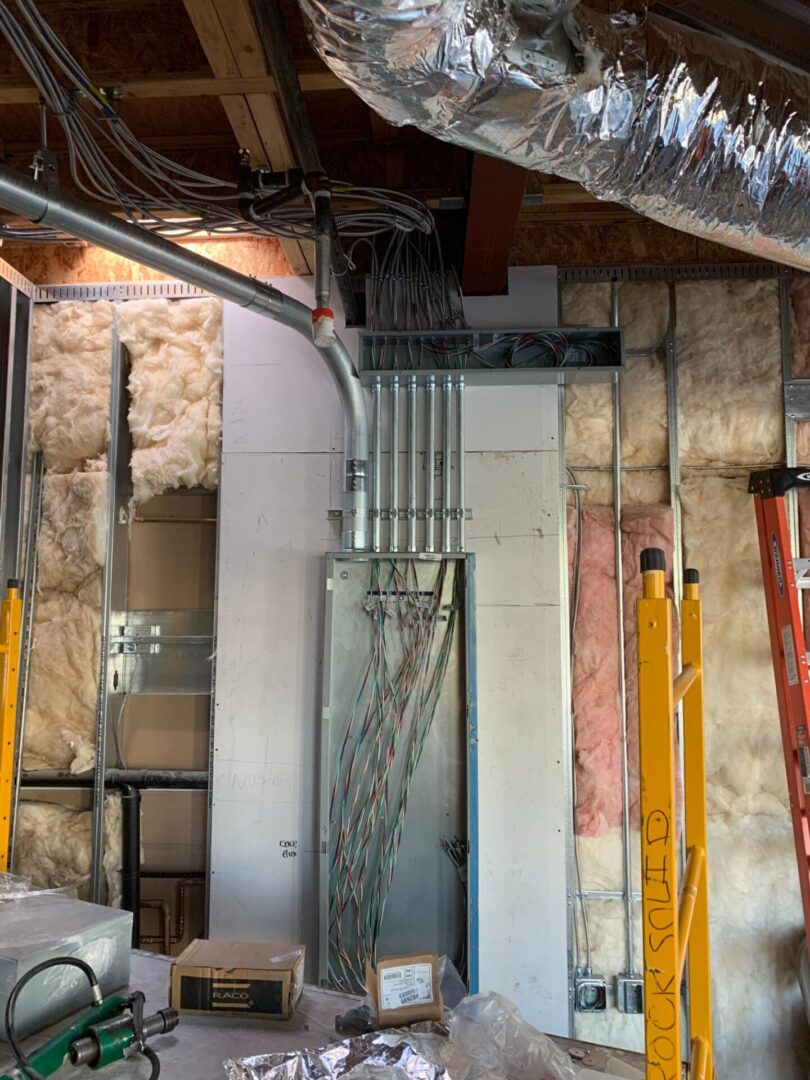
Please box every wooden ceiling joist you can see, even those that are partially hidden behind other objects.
[0,68,341,106]
[182,0,313,274]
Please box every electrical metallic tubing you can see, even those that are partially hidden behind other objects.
[0,162,369,550]
[390,377,400,553]
[610,277,636,980]
[613,368,635,980]
[442,375,452,553]
[372,377,382,553]
[425,375,436,554]
[456,376,465,552]
[407,375,417,552]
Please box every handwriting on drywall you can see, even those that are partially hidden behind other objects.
[214,767,292,793]
[644,808,678,1080]
[280,840,298,859]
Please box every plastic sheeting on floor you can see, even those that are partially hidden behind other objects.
[116,297,223,504]
[563,277,805,1076]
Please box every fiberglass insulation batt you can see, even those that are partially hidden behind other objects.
[116,297,223,504]
[565,279,807,1076]
[28,302,113,472]
[21,301,116,894]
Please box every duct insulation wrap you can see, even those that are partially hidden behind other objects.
[565,278,808,1077]
[116,297,223,504]
[300,1,810,269]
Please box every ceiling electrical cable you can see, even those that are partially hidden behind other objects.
[0,0,435,243]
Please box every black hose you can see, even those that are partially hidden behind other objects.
[5,957,100,1080]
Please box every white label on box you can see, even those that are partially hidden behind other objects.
[379,963,434,1011]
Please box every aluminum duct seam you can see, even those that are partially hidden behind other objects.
[0,163,368,551]
[299,2,810,270]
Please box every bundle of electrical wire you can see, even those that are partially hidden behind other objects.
[364,229,465,332]
[328,558,460,992]
[0,0,435,242]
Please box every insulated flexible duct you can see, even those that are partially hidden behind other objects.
[0,163,368,550]
[299,0,810,270]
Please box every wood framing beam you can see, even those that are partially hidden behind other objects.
[182,0,312,273]
[0,67,342,106]
[462,155,527,296]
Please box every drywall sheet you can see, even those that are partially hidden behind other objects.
[116,297,223,504]
[28,301,113,473]
[211,274,570,1032]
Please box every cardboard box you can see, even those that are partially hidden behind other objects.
[169,940,304,1021]
[366,953,443,1028]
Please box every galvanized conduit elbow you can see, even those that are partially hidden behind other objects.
[0,164,368,550]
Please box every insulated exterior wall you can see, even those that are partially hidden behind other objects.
[564,277,805,1076]
[116,297,223,504]
[21,300,113,891]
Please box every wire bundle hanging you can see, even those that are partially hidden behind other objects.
[328,558,460,992]
[0,0,436,243]
[364,229,465,332]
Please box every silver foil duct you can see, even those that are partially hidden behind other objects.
[299,1,810,269]
[224,1032,452,1080]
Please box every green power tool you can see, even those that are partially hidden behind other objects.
[1,957,179,1080]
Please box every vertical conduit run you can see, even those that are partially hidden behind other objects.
[611,280,635,981]
[390,377,400,553]
[426,376,436,554]
[780,272,801,567]
[457,377,466,552]
[443,375,453,553]
[8,453,43,870]
[407,375,417,553]
[372,378,382,553]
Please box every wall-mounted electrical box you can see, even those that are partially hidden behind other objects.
[357,327,623,385]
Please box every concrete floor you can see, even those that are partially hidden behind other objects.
[0,951,646,1079]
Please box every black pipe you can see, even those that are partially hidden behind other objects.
[20,768,208,790]
[140,870,205,880]
[249,0,358,323]
[119,784,141,946]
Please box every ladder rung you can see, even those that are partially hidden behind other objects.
[677,845,706,982]
[673,663,700,707]
[794,558,810,587]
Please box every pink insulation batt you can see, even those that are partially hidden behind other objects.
[568,503,675,836]
[567,505,622,836]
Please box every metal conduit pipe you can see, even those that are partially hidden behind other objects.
[456,376,465,552]
[249,0,357,323]
[390,377,400,553]
[442,376,452,553]
[0,163,369,551]
[407,375,417,553]
[425,376,435,554]
[372,377,382,553]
